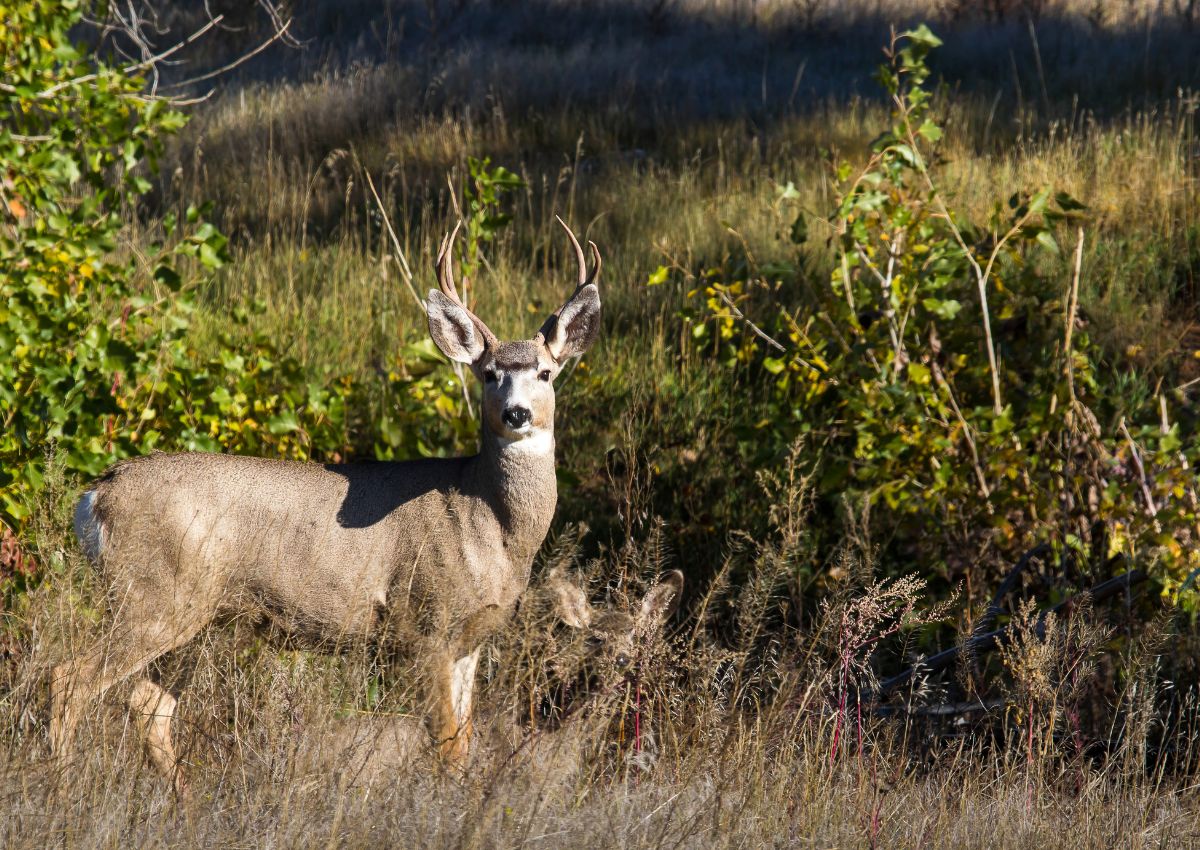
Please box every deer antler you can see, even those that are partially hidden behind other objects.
[436,221,498,349]
[555,214,601,297]
[536,216,602,345]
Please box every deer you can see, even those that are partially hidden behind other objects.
[307,568,684,789]
[50,218,603,792]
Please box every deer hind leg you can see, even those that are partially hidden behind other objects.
[129,679,187,794]
[431,648,480,765]
[50,609,211,771]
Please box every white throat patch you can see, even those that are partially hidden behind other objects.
[497,430,555,456]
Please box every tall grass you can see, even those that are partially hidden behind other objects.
[161,69,1199,560]
[3,460,1198,847]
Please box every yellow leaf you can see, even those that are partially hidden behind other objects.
[434,393,456,417]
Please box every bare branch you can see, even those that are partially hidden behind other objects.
[0,14,225,100]
[715,289,787,353]
[158,20,294,91]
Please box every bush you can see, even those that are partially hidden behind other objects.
[0,3,498,601]
[685,26,1200,602]
[0,4,340,579]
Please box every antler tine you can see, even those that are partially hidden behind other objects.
[535,217,602,348]
[555,215,589,290]
[554,215,601,293]
[436,221,464,304]
[587,240,602,286]
[433,221,497,347]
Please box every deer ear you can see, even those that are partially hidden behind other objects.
[548,570,593,629]
[541,284,600,363]
[427,289,485,364]
[638,570,683,630]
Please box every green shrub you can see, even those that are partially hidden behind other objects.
[0,3,489,601]
[1,0,201,529]
[685,26,1200,601]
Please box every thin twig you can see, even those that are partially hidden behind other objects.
[0,15,225,100]
[895,100,1006,414]
[158,20,293,90]
[362,168,424,315]
[365,164,474,420]
[1118,418,1159,518]
[715,290,787,353]
[1064,228,1085,407]
[931,360,991,498]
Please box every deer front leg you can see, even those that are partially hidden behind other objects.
[429,647,480,765]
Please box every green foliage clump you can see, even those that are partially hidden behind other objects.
[1,0,195,527]
[460,156,525,280]
[0,3,350,540]
[687,26,1200,599]
[0,3,492,602]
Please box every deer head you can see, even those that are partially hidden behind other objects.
[426,217,602,447]
[546,568,684,699]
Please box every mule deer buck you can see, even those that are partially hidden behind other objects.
[51,218,602,790]
[309,568,684,788]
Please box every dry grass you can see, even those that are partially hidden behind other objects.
[3,472,1199,848]
[164,14,1199,379]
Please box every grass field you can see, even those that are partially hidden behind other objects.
[3,1,1200,846]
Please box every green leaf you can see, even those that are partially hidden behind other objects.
[906,363,931,385]
[916,120,943,143]
[776,181,802,201]
[1034,230,1059,254]
[267,410,301,435]
[1054,191,1087,212]
[153,264,182,291]
[902,24,943,49]
[922,298,963,319]
[790,214,808,245]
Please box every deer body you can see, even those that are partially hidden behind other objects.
[75,434,553,646]
[51,220,602,790]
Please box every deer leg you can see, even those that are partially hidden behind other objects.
[51,611,210,768]
[430,647,480,764]
[129,678,188,795]
[450,648,480,754]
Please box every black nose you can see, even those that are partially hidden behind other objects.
[614,653,631,670]
[502,406,532,429]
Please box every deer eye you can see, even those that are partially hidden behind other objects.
[538,370,552,382]
[483,369,498,384]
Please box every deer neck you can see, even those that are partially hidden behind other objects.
[468,422,558,565]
